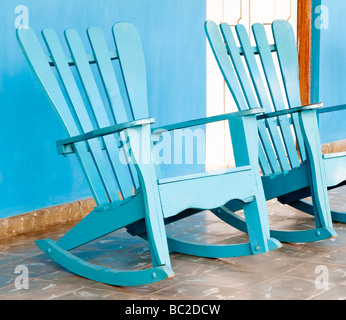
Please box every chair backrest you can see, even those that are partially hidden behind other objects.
[17,22,148,206]
[205,20,306,176]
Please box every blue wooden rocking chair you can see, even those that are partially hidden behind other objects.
[17,22,281,286]
[204,19,339,243]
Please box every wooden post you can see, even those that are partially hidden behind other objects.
[297,0,312,105]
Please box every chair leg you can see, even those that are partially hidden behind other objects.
[125,124,172,269]
[298,110,337,236]
[242,197,281,254]
[141,188,172,269]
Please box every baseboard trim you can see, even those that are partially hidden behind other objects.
[0,198,95,240]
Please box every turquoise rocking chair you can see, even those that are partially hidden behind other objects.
[204,20,339,243]
[17,22,280,286]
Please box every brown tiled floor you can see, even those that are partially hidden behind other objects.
[0,187,345,300]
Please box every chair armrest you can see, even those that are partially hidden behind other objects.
[317,103,346,114]
[257,103,323,120]
[57,117,155,155]
[152,108,264,135]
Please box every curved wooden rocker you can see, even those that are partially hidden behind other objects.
[17,22,280,286]
[205,20,339,243]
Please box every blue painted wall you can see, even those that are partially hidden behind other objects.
[0,0,206,218]
[311,0,346,144]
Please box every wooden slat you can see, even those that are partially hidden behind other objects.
[257,120,281,173]
[252,24,287,109]
[112,23,149,120]
[65,28,135,200]
[224,23,290,172]
[271,21,302,109]
[258,142,272,175]
[87,27,128,123]
[219,24,259,110]
[272,20,307,161]
[221,24,273,176]
[204,21,248,110]
[233,24,273,113]
[42,28,120,203]
[251,23,302,168]
[87,26,139,189]
[205,21,272,175]
[17,27,109,205]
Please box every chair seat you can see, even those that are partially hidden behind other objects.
[158,165,256,218]
[158,165,251,184]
